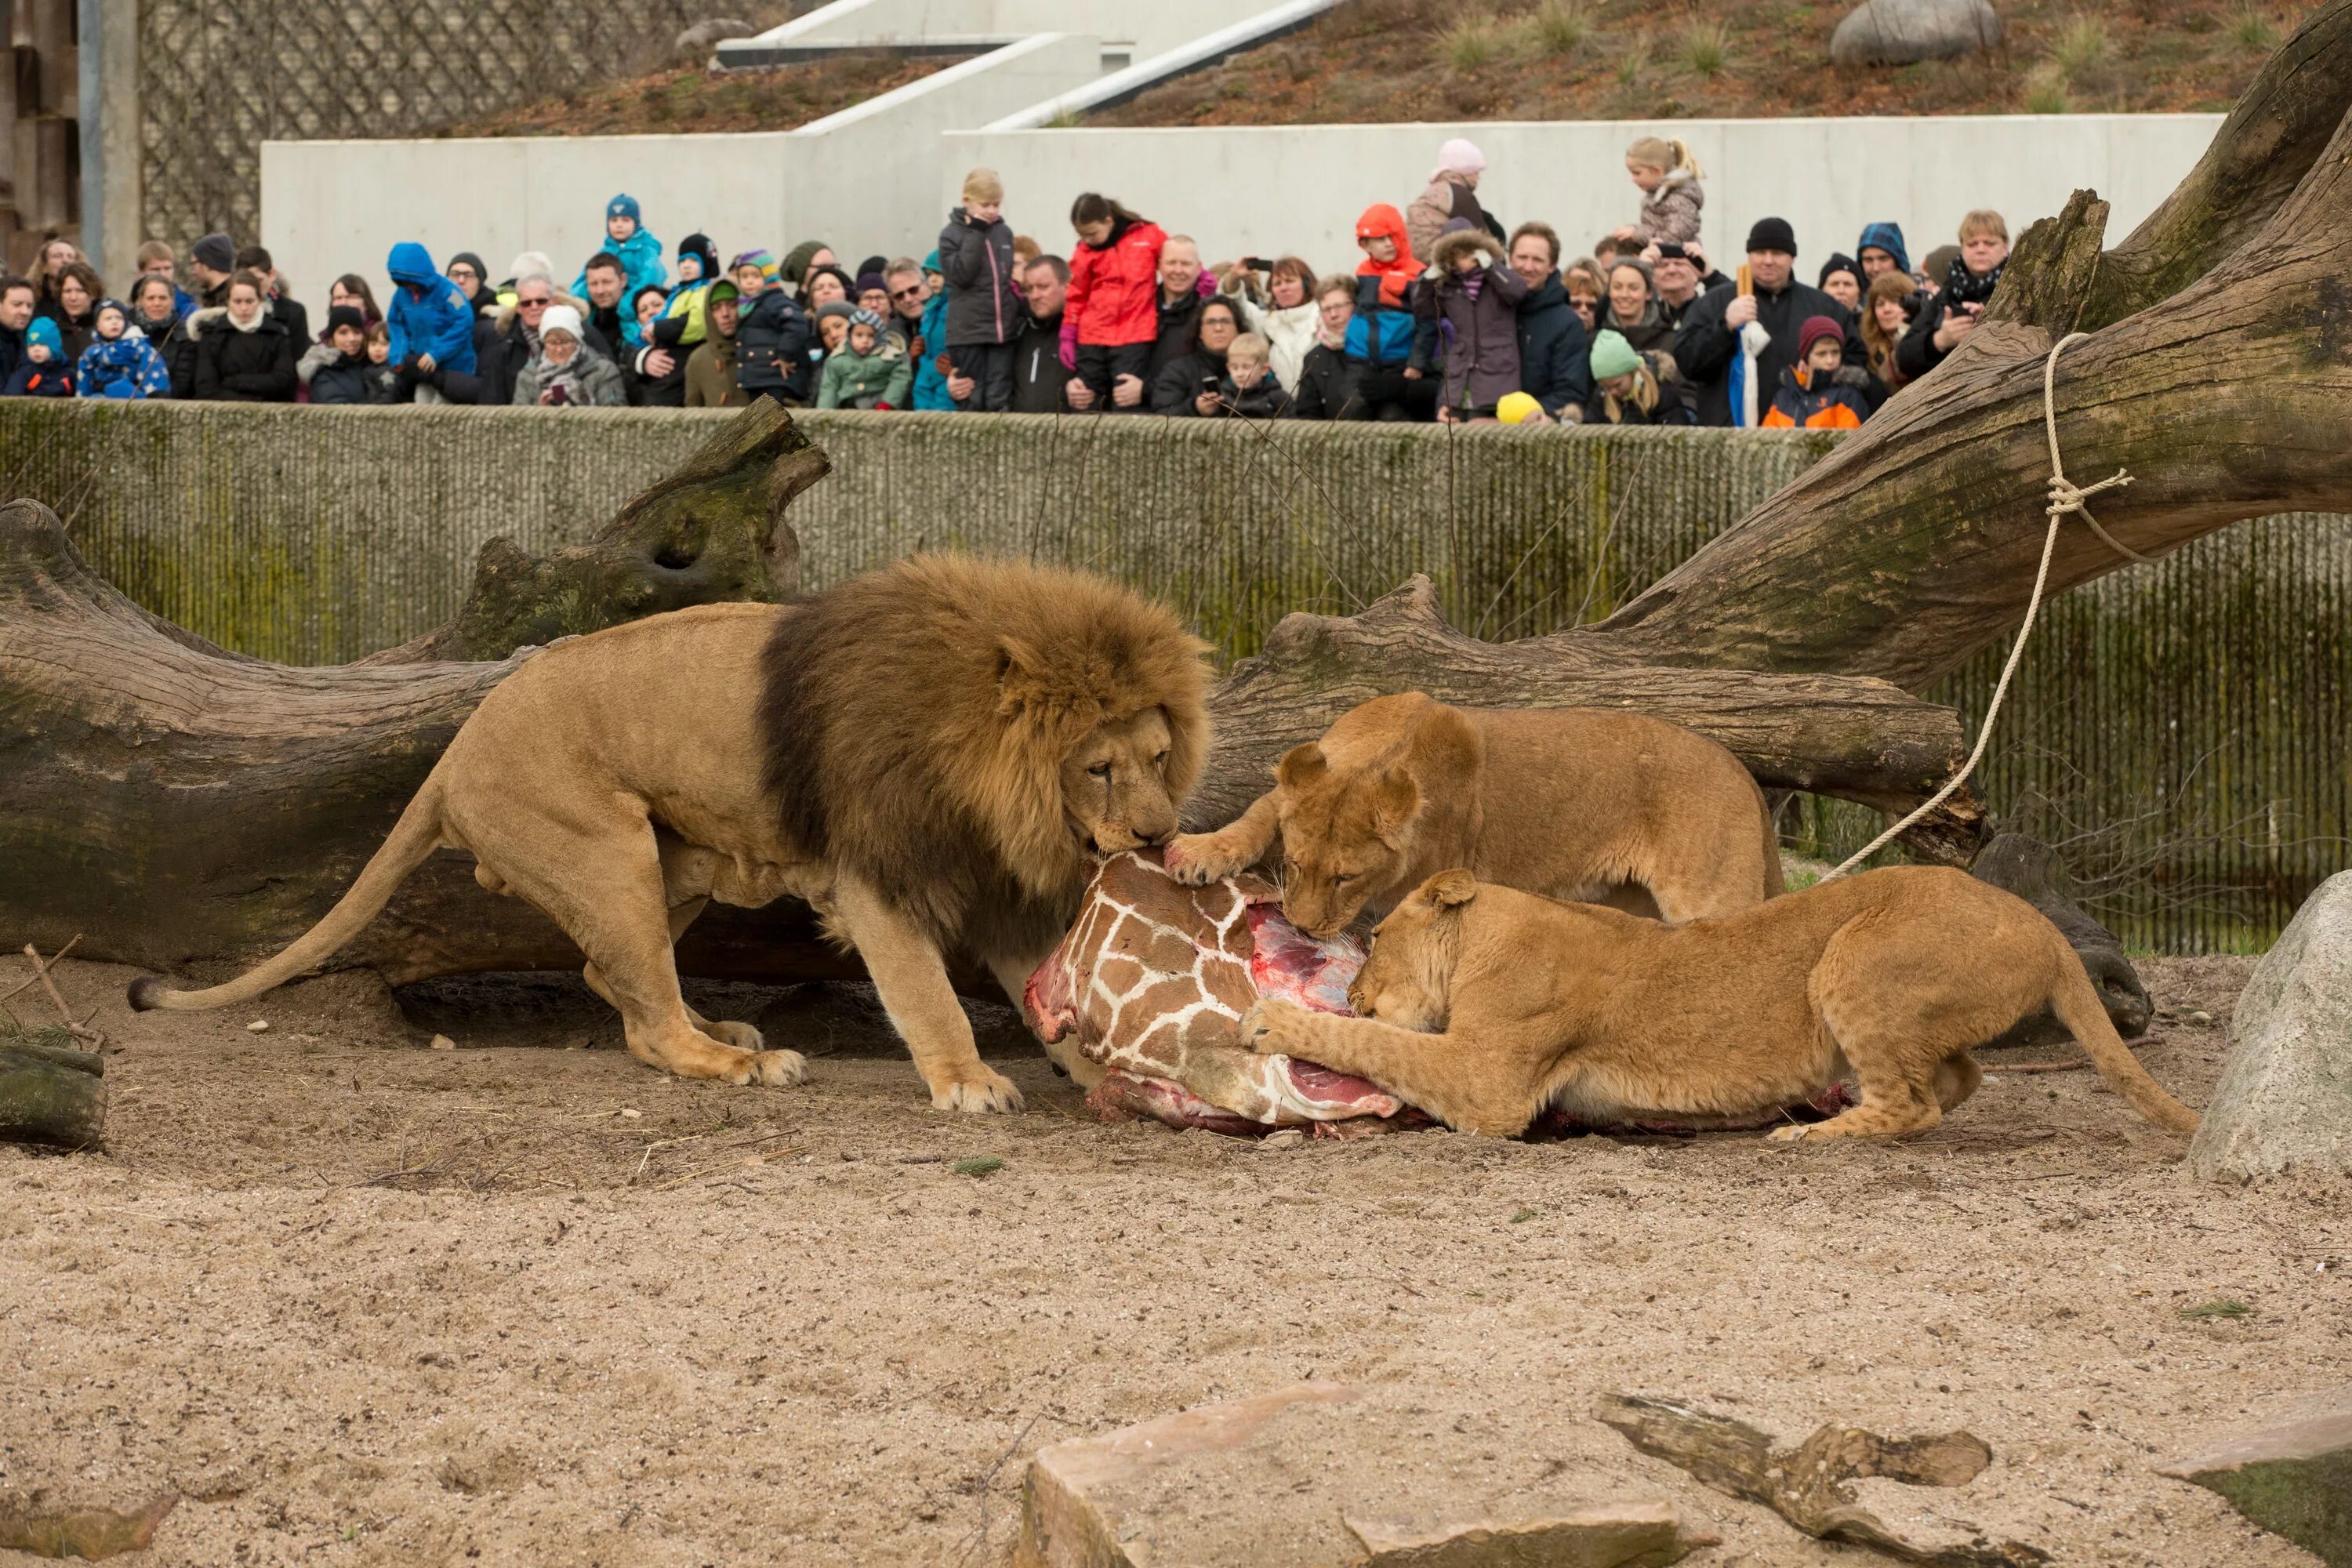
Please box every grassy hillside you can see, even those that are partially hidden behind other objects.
[1089,0,2300,125]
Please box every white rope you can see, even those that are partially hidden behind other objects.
[1820,332,2142,880]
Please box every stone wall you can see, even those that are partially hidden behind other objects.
[5,399,2344,953]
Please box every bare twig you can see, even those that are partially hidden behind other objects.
[1,935,80,1007]
[16,939,105,1047]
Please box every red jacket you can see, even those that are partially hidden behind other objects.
[1067,218,1167,347]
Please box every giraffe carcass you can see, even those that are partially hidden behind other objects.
[1022,850,1407,1134]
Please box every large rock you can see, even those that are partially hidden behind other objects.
[2159,1387,2352,1566]
[1830,0,2002,65]
[2189,871,2352,1182]
[1014,1383,1708,1568]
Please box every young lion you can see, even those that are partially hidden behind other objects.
[1166,693,1779,937]
[1240,866,2201,1142]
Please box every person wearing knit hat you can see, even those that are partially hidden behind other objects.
[514,300,625,408]
[730,249,778,299]
[1816,252,1863,311]
[571,194,666,308]
[779,240,833,298]
[1581,328,1670,426]
[684,280,746,409]
[74,296,173,399]
[5,316,72,396]
[298,304,374,405]
[1670,212,1860,426]
[853,271,891,314]
[1408,136,1502,265]
[189,234,236,308]
[1761,314,1871,430]
[445,252,493,314]
[816,301,912,410]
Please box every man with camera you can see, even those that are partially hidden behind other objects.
[1896,209,2009,381]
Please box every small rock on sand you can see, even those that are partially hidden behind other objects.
[245,1020,268,1034]
[430,1035,456,1051]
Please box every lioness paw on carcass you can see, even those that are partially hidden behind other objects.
[125,554,1213,1114]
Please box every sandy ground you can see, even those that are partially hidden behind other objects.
[2,951,2343,1567]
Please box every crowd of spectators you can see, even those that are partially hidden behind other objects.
[0,138,2013,429]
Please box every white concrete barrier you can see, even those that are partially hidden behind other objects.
[942,114,2221,278]
[264,111,2220,310]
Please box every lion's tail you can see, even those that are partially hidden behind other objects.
[2045,933,2198,1134]
[128,779,447,1014]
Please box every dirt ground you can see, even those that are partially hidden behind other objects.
[2,951,2343,1567]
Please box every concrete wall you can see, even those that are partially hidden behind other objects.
[263,110,2220,318]
[5,399,2343,953]
[260,33,1101,306]
[942,114,2222,278]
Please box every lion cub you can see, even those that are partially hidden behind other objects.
[1240,866,2201,1143]
[1166,693,1779,937]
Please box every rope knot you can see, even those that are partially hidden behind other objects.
[2046,466,2132,518]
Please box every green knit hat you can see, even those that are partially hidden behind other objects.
[779,240,828,289]
[1588,329,1641,379]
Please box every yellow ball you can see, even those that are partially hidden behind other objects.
[1496,391,1541,424]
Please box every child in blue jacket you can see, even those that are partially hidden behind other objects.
[74,299,173,398]
[386,241,481,401]
[571,194,666,306]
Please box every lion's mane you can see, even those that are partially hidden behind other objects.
[758,554,1211,943]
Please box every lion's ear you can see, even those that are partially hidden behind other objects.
[994,637,1051,713]
[1276,743,1329,792]
[1370,767,1421,833]
[1424,869,1479,908]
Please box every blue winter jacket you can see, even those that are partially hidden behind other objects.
[571,227,667,308]
[76,334,174,399]
[909,249,954,411]
[386,242,477,375]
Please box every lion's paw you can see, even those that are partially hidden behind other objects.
[1163,833,1238,886]
[932,1068,1025,1115]
[706,1019,765,1051]
[1763,1123,1812,1144]
[1240,997,1313,1054]
[753,1049,808,1087]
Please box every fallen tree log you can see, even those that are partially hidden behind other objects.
[3,2,2349,993]
[0,1033,104,1148]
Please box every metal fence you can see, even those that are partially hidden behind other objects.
[3,399,2343,954]
[135,0,720,249]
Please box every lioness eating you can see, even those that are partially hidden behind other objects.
[130,556,1210,1112]
[1240,866,2201,1142]
[1166,693,1779,936]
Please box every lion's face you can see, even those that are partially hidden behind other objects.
[1273,742,1421,938]
[1060,708,1182,855]
[1346,869,1475,1031]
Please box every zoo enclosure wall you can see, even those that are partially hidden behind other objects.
[4,400,2343,957]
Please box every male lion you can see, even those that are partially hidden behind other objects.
[129,556,1210,1112]
[1165,693,1780,937]
[1240,866,2201,1142]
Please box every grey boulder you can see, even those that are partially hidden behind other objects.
[1831,0,2003,65]
[2189,870,2352,1181]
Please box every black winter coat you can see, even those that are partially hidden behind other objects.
[1515,274,1591,419]
[1672,278,1860,426]
[269,293,310,352]
[0,323,20,387]
[158,317,201,399]
[191,310,298,401]
[630,315,689,408]
[1285,342,1359,420]
[1893,292,1972,381]
[1148,291,1204,379]
[736,289,811,401]
[308,350,372,406]
[1010,311,1072,413]
[938,207,1022,348]
[1150,347,1227,416]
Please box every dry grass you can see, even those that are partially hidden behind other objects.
[1089,0,2300,125]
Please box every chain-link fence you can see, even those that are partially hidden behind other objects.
[136,0,721,251]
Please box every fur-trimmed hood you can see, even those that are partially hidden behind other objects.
[757,555,1212,942]
[183,305,285,342]
[1429,228,1501,276]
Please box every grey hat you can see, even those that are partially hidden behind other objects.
[191,233,235,273]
